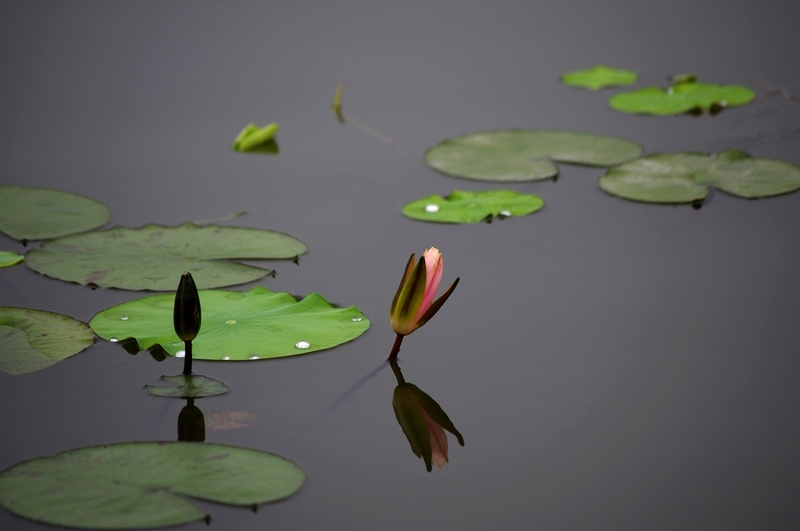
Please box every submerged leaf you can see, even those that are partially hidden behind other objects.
[0,185,109,241]
[90,286,370,361]
[403,189,544,224]
[609,81,755,115]
[0,307,94,375]
[0,251,24,268]
[0,442,305,529]
[425,130,642,182]
[25,223,307,291]
[598,149,800,204]
[146,374,229,398]
[561,65,637,90]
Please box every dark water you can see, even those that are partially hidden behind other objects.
[1,1,799,529]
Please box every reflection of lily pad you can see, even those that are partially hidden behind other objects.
[89,286,370,361]
[25,223,307,291]
[425,130,642,182]
[0,441,305,529]
[402,189,544,224]
[561,65,637,90]
[609,81,755,115]
[0,251,24,268]
[0,307,94,375]
[146,374,230,398]
[598,149,800,204]
[0,185,110,241]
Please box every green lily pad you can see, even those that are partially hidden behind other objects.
[425,130,642,182]
[609,81,755,115]
[0,185,110,241]
[0,251,24,268]
[402,189,544,224]
[0,441,305,529]
[89,286,370,361]
[598,149,800,204]
[0,307,94,375]
[146,374,230,398]
[561,65,637,90]
[25,223,307,291]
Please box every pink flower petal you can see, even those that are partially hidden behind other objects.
[417,247,443,320]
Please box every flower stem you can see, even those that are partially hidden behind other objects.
[183,340,193,375]
[389,358,406,385]
[387,333,404,361]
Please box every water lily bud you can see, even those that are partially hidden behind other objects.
[390,247,459,337]
[174,272,201,342]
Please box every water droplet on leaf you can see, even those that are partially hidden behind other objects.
[295,341,310,349]
[220,355,230,360]
[425,204,439,213]
[120,316,129,321]
[248,354,261,360]
[351,317,362,322]
[176,350,186,358]
[109,337,119,343]
[225,320,236,325]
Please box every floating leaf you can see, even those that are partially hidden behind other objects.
[561,65,637,90]
[598,149,800,204]
[609,81,755,115]
[25,223,307,291]
[232,122,280,152]
[0,185,110,241]
[0,441,305,529]
[425,130,642,182]
[402,189,544,224]
[146,374,229,398]
[90,286,370,361]
[0,307,94,375]
[0,251,24,268]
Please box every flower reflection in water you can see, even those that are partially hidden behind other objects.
[390,359,464,472]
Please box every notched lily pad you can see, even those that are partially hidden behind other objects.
[598,149,800,204]
[89,286,370,361]
[0,441,305,529]
[425,130,642,182]
[0,307,94,375]
[146,374,230,398]
[0,251,24,268]
[402,189,544,224]
[561,65,637,90]
[25,223,307,291]
[0,185,110,241]
[609,79,755,116]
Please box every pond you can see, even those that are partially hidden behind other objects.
[1,1,799,529]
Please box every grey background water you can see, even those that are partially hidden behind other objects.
[1,1,799,529]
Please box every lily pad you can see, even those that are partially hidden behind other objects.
[609,81,755,115]
[0,441,305,529]
[0,251,24,268]
[561,65,637,90]
[425,130,642,182]
[598,149,800,204]
[146,374,230,398]
[402,189,544,224]
[0,307,94,375]
[89,286,370,361]
[0,185,110,241]
[25,223,307,291]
